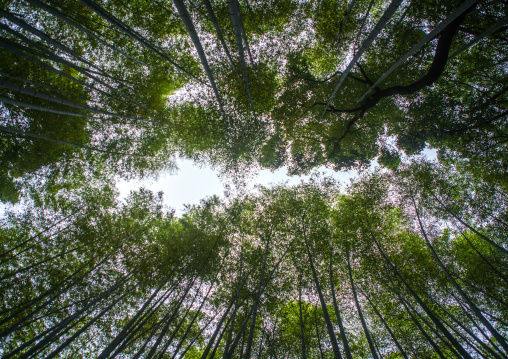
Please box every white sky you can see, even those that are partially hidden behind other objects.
[0,149,437,219]
[117,148,437,215]
[117,160,358,215]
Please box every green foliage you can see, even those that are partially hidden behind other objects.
[2,169,507,357]
[378,148,401,170]
[1,1,507,358]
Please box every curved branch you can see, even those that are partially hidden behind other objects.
[312,102,362,113]
[358,4,477,117]
[323,2,477,159]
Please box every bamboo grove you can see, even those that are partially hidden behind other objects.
[0,0,507,358]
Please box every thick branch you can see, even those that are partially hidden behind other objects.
[327,115,362,158]
[356,62,374,85]
[312,102,362,113]
[323,3,476,156]
[357,4,476,117]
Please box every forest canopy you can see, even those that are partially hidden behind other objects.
[0,0,507,358]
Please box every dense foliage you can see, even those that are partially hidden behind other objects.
[0,0,507,358]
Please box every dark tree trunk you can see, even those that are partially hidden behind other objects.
[360,287,409,359]
[244,237,270,359]
[25,0,148,65]
[346,246,379,359]
[227,0,256,115]
[299,281,307,359]
[78,0,204,84]
[173,0,225,116]
[202,0,239,76]
[0,229,138,338]
[366,220,474,359]
[431,193,508,255]
[329,249,353,359]
[411,191,508,354]
[301,221,342,359]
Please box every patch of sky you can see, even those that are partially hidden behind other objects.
[116,159,355,216]
[0,147,439,219]
[117,146,437,216]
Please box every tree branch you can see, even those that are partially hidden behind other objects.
[356,62,374,85]
[312,102,363,113]
[357,3,477,117]
[302,70,371,85]
[326,115,362,158]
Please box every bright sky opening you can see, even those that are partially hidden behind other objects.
[117,148,437,215]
